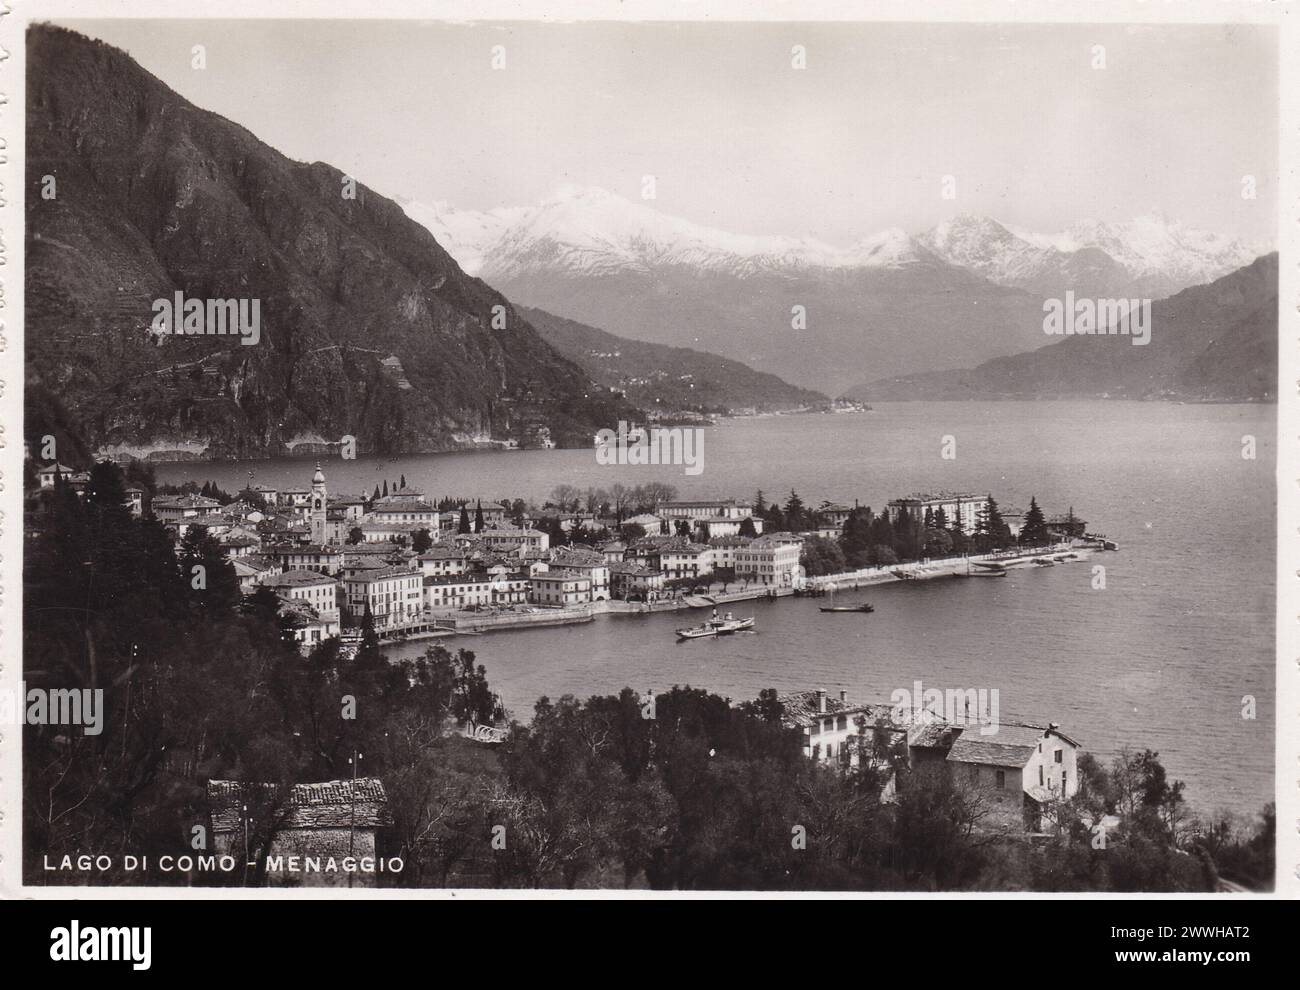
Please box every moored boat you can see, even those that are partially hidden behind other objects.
[819,603,874,613]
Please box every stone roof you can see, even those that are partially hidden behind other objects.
[908,722,963,750]
[369,500,437,513]
[630,535,709,554]
[207,778,392,832]
[778,690,904,731]
[610,561,660,576]
[945,723,1057,768]
[263,569,336,588]
[418,546,471,560]
[550,546,607,566]
[154,493,221,509]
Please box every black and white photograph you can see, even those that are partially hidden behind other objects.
[2,1,1293,914]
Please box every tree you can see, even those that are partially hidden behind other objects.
[783,490,808,532]
[347,526,364,545]
[800,536,846,577]
[510,499,528,526]
[540,515,567,546]
[412,528,433,553]
[738,516,758,539]
[1020,496,1049,546]
[983,496,1010,549]
[400,473,407,490]
[382,480,389,498]
[474,500,485,534]
[550,485,580,512]
[839,506,873,567]
[178,524,241,614]
[753,490,766,515]
[357,602,382,664]
[458,506,472,534]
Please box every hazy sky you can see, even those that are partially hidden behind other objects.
[60,19,1277,244]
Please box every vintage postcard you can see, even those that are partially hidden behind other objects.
[0,0,1295,914]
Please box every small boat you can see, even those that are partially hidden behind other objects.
[969,569,1007,578]
[1033,558,1055,567]
[676,623,718,640]
[819,603,874,613]
[677,612,754,639]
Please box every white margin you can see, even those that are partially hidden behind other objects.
[0,0,1295,902]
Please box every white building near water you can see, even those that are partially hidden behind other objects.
[887,491,989,533]
[735,533,803,586]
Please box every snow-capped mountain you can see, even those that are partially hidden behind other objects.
[920,213,1265,300]
[405,185,1262,296]
[402,185,934,280]
[399,186,1269,392]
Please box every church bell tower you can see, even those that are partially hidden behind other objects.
[310,462,328,545]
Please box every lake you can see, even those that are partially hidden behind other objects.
[157,401,1277,818]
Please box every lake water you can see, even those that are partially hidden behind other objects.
[157,402,1277,817]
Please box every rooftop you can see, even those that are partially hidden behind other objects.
[345,565,418,583]
[534,569,592,583]
[890,491,984,504]
[945,722,1076,768]
[208,778,392,831]
[263,569,336,588]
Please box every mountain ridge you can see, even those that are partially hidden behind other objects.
[520,305,830,415]
[406,188,1265,393]
[844,253,1278,403]
[25,25,635,463]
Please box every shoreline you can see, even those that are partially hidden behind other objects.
[388,542,1105,641]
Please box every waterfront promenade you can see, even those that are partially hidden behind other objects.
[389,541,1099,640]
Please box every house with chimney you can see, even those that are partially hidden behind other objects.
[944,721,1081,832]
[784,687,1081,833]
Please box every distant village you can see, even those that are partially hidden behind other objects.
[27,460,1096,653]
